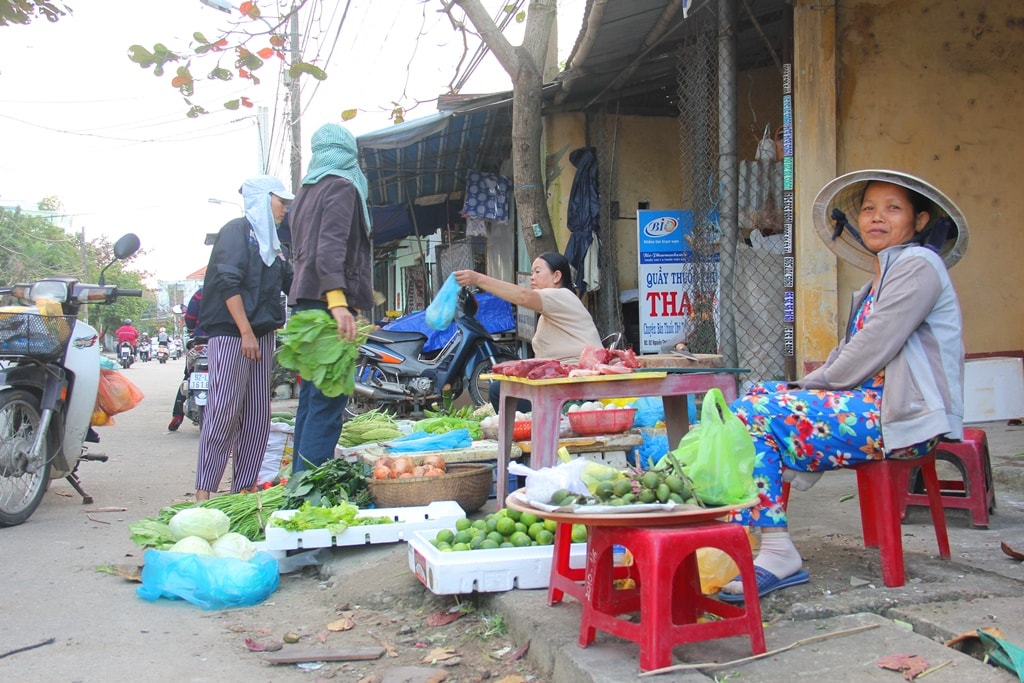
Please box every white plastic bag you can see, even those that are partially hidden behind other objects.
[508,459,590,505]
[258,422,294,485]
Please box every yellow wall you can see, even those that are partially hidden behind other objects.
[834,0,1024,355]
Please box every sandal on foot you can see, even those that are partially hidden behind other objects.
[717,566,809,603]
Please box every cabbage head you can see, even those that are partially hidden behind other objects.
[169,507,230,541]
[168,535,215,555]
[212,532,257,561]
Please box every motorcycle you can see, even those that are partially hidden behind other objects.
[169,338,183,360]
[156,343,169,364]
[118,340,135,369]
[138,343,150,362]
[0,233,142,527]
[181,339,209,428]
[349,287,517,416]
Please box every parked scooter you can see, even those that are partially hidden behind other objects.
[0,233,142,527]
[181,338,209,428]
[349,288,516,416]
[118,340,135,369]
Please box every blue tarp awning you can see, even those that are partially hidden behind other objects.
[357,96,513,245]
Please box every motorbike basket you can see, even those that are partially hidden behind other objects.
[0,312,76,360]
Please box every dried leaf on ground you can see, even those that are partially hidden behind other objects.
[510,641,530,661]
[114,565,142,582]
[328,617,356,631]
[422,647,459,663]
[244,638,282,652]
[425,611,464,627]
[1001,541,1024,560]
[877,653,930,680]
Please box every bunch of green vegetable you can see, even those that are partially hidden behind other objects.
[276,310,374,397]
[282,457,373,509]
[416,404,483,440]
[270,501,393,534]
[129,485,287,548]
[338,409,403,447]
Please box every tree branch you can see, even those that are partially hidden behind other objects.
[449,0,519,75]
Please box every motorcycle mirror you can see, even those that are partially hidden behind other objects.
[99,233,141,286]
[113,233,141,260]
[171,304,185,315]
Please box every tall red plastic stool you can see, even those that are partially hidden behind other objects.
[852,452,951,587]
[578,522,766,672]
[897,428,995,529]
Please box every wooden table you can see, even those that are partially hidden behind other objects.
[489,370,739,504]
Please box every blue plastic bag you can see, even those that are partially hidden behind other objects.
[425,273,460,330]
[136,549,280,610]
[386,428,472,452]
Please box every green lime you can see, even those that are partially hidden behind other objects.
[528,522,546,539]
[594,481,615,500]
[472,519,488,531]
[439,545,454,552]
[543,519,558,534]
[500,541,515,548]
[486,517,499,532]
[519,512,540,527]
[571,524,587,543]
[549,488,571,505]
[480,539,500,549]
[454,518,472,531]
[454,530,474,545]
[656,483,671,503]
[612,479,634,498]
[487,531,504,545]
[514,522,528,534]
[510,531,532,547]
[469,534,485,549]
[505,509,521,522]
[535,529,554,545]
[639,488,658,504]
[435,529,455,544]
[452,542,471,551]
[428,538,439,548]
[640,471,661,490]
[495,517,516,536]
[664,475,686,494]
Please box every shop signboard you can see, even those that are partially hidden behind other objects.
[637,209,719,353]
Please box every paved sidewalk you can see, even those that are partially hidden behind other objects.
[482,419,1024,681]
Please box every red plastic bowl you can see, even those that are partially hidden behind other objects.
[568,408,637,436]
[513,420,532,441]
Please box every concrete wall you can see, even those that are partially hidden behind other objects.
[834,0,1024,355]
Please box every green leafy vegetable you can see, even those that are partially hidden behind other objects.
[282,457,373,509]
[276,310,374,397]
[271,502,394,533]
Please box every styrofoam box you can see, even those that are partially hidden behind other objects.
[964,357,1024,423]
[263,500,465,551]
[407,528,587,595]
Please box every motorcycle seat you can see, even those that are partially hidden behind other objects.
[368,330,426,344]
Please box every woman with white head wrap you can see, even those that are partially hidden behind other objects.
[195,175,294,500]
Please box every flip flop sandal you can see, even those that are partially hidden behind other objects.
[717,566,810,603]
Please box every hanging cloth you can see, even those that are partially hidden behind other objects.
[461,171,511,222]
[563,147,600,293]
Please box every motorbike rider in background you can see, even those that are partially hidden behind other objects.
[138,331,151,361]
[168,288,204,431]
[115,318,139,359]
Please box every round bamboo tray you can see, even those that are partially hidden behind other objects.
[367,463,494,513]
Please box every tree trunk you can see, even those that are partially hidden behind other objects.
[452,0,558,261]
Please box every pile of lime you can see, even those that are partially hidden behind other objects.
[430,508,587,552]
[551,467,697,507]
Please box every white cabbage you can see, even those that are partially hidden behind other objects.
[211,532,257,561]
[168,507,230,541]
[168,535,215,555]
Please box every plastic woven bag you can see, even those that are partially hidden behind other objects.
[136,549,280,610]
[670,388,757,506]
[425,273,460,330]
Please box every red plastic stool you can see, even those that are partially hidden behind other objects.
[898,428,995,529]
[548,522,629,606]
[578,522,766,672]
[853,452,951,587]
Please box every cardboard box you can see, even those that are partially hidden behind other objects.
[407,528,587,594]
[263,500,465,551]
[964,357,1024,423]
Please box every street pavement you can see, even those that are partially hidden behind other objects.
[323,419,1024,682]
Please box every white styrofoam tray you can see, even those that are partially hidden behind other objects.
[963,357,1024,423]
[263,500,465,551]
[407,528,587,595]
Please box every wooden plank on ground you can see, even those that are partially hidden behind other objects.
[265,646,386,664]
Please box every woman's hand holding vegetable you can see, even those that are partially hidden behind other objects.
[332,305,357,342]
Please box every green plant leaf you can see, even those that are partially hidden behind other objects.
[288,61,327,81]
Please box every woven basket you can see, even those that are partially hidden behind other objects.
[367,463,494,513]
